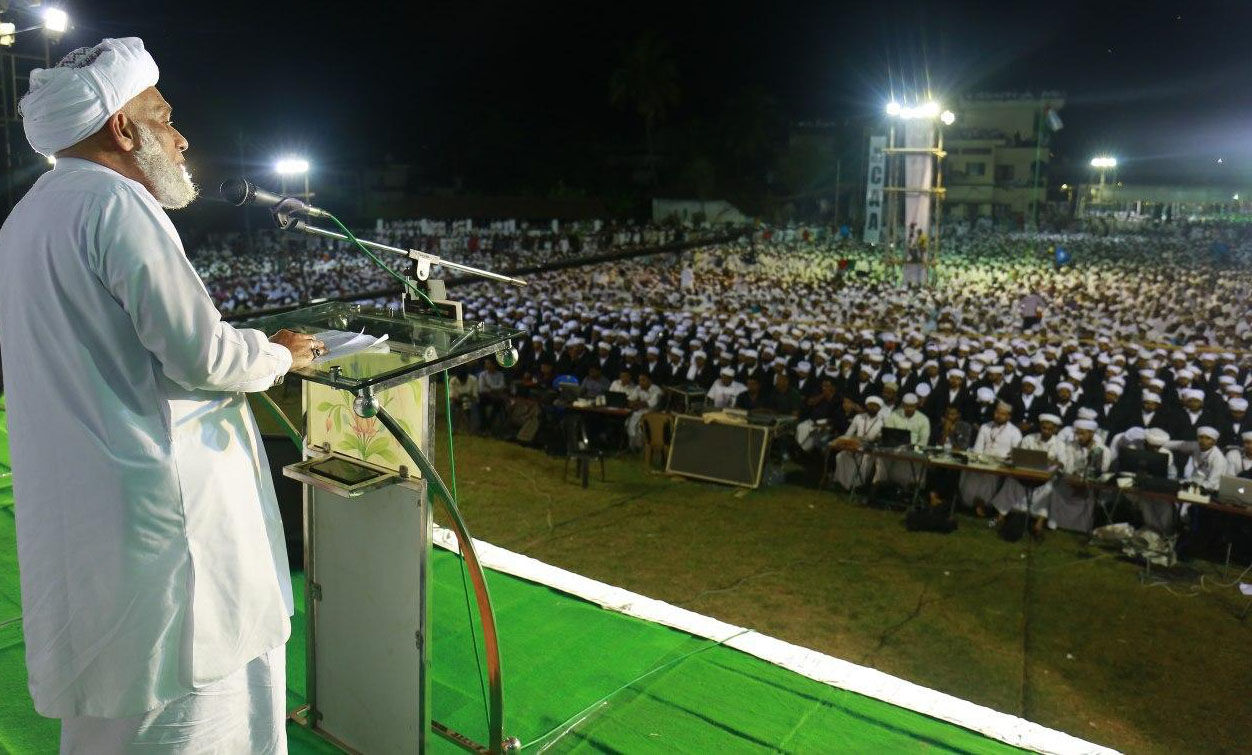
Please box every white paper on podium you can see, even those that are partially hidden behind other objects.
[310,328,390,364]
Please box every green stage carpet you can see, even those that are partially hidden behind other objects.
[0,407,1025,753]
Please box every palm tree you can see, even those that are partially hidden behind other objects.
[609,31,680,184]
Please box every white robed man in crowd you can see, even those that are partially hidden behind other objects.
[987,413,1065,536]
[0,38,323,752]
[831,395,884,490]
[706,366,746,408]
[1183,426,1227,491]
[874,393,930,488]
[960,401,1022,515]
[1047,419,1112,532]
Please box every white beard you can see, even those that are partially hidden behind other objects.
[133,123,198,209]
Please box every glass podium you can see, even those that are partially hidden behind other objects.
[245,302,525,754]
[246,301,524,392]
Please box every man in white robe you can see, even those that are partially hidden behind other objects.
[1047,419,1112,532]
[988,413,1064,533]
[960,401,1022,514]
[1183,426,1228,492]
[874,393,930,488]
[832,396,884,491]
[706,366,746,409]
[0,38,322,753]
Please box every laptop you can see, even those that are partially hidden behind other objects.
[1218,475,1252,507]
[1118,447,1169,479]
[604,390,629,408]
[879,427,913,448]
[558,383,582,402]
[1009,447,1051,470]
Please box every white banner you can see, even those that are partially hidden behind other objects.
[862,135,886,244]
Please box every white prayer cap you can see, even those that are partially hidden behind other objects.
[796,361,811,373]
[1197,426,1219,440]
[1038,413,1062,426]
[1123,427,1146,443]
[693,350,707,360]
[20,38,160,157]
[646,346,659,355]
[1104,383,1123,396]
[597,341,610,350]
[719,366,735,377]
[1057,381,1075,392]
[669,346,683,357]
[1078,407,1098,420]
[1184,389,1205,401]
[1142,391,1161,404]
[946,368,963,378]
[1242,430,1252,442]
[1146,428,1171,446]
[1074,419,1099,432]
[976,387,995,403]
[865,395,884,407]
[915,383,932,398]
[1230,398,1248,412]
[902,393,919,405]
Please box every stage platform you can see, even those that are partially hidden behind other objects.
[0,403,1111,753]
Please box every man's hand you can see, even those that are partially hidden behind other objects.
[270,329,325,371]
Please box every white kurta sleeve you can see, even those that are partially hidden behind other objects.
[91,186,292,393]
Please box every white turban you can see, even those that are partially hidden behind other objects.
[20,38,159,157]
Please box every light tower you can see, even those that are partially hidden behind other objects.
[275,156,313,299]
[880,99,954,286]
[0,4,71,211]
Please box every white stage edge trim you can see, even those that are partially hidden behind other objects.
[433,526,1119,755]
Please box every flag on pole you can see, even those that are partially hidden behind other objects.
[1045,107,1064,131]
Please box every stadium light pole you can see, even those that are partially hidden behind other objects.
[882,100,952,286]
[275,156,311,201]
[275,157,312,299]
[1090,156,1117,207]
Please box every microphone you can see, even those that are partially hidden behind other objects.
[219,178,330,219]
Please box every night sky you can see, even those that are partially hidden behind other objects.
[17,0,1252,190]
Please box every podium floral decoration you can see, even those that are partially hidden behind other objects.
[308,377,424,471]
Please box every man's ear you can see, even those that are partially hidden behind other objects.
[105,110,139,153]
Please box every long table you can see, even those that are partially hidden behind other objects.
[827,444,1252,525]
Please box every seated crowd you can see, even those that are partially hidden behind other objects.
[436,222,1252,554]
[190,218,698,314]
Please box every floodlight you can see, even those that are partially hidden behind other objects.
[275,157,310,175]
[46,156,56,167]
[1234,194,1241,201]
[1090,156,1117,169]
[919,101,941,118]
[885,101,901,117]
[0,22,14,47]
[43,8,68,34]
[940,110,955,125]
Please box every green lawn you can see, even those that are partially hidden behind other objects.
[422,428,1252,755]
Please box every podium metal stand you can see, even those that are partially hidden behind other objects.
[245,301,525,754]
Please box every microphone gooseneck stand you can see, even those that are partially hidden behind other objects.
[251,198,526,754]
